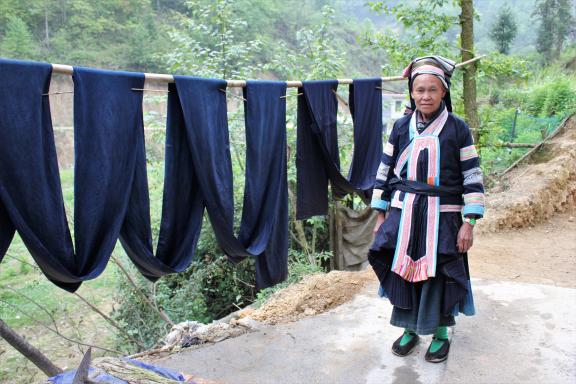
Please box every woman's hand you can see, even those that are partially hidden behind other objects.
[457,221,474,253]
[373,211,386,235]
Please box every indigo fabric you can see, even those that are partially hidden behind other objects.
[296,79,382,219]
[0,58,79,291]
[241,81,289,288]
[348,78,383,190]
[0,62,204,291]
[172,77,288,288]
[119,81,205,280]
[0,60,147,292]
[73,67,147,282]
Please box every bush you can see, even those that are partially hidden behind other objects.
[525,78,576,117]
[111,220,257,352]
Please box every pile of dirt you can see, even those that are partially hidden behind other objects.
[479,114,576,233]
[240,270,374,324]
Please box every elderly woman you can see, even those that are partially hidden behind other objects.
[369,56,484,363]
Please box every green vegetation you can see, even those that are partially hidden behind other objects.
[475,49,576,174]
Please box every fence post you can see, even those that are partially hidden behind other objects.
[510,107,520,142]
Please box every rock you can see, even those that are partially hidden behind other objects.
[236,317,266,330]
[164,321,202,345]
[303,308,316,316]
[181,335,203,347]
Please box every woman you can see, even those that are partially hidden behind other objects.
[369,56,484,363]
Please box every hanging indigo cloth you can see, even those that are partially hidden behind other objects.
[241,81,289,288]
[296,80,339,219]
[73,67,148,282]
[74,68,206,281]
[296,79,382,219]
[0,58,79,291]
[0,60,146,292]
[170,77,288,288]
[348,78,383,190]
[119,81,205,280]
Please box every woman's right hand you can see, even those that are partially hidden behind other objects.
[373,211,386,235]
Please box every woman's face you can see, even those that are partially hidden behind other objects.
[410,74,446,117]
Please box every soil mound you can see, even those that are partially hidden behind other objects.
[242,270,374,324]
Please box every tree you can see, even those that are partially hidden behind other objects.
[460,0,480,144]
[364,0,458,74]
[533,0,575,62]
[0,15,40,60]
[489,6,518,54]
[365,0,480,142]
[164,0,264,79]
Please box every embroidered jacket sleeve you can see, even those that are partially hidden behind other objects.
[458,122,485,218]
[371,125,399,211]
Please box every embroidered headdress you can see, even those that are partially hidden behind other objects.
[403,56,456,112]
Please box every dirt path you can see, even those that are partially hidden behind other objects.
[470,210,576,288]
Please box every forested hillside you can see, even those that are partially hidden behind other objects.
[0,0,384,75]
[1,0,570,76]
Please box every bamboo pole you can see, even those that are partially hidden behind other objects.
[50,55,485,87]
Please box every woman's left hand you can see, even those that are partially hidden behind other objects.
[457,222,474,253]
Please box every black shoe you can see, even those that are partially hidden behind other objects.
[391,331,420,356]
[424,337,450,363]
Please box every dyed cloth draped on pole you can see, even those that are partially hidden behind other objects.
[296,79,383,219]
[0,60,145,292]
[166,77,289,288]
[0,58,288,291]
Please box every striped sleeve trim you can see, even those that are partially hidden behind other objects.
[463,192,485,218]
[464,192,485,206]
[383,142,394,157]
[460,145,479,162]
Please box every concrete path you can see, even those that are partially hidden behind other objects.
[156,279,576,384]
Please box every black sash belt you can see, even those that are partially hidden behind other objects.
[388,177,463,198]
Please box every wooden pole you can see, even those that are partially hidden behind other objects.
[496,142,537,148]
[0,318,63,378]
[50,56,485,87]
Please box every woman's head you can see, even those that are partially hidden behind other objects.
[410,74,446,116]
[403,56,455,112]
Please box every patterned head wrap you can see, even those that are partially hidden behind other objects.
[403,56,456,112]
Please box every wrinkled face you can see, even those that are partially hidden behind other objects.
[410,74,446,117]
